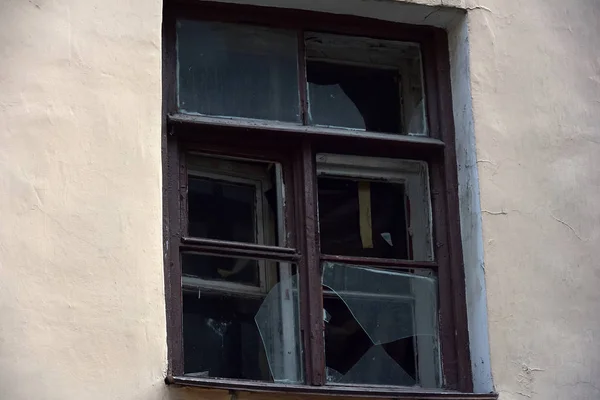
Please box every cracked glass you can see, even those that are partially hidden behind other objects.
[322,262,441,388]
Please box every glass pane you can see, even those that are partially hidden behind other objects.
[306,32,427,136]
[189,177,256,243]
[322,262,440,388]
[187,154,284,246]
[183,257,303,383]
[317,154,433,261]
[177,20,300,122]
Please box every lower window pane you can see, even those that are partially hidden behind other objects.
[322,262,440,388]
[182,254,303,383]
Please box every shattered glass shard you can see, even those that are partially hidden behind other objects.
[254,273,303,384]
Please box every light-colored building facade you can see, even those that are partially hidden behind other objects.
[1,0,599,399]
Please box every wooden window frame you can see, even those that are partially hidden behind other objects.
[162,1,495,398]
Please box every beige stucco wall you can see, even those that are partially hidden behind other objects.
[0,0,167,399]
[469,1,600,399]
[0,0,599,400]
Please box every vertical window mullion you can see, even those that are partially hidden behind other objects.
[298,30,309,126]
[167,137,185,376]
[295,140,325,385]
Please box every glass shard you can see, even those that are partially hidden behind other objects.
[255,272,303,383]
[322,262,440,387]
[177,20,300,122]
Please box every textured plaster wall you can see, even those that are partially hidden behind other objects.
[0,0,166,399]
[466,1,600,399]
[1,0,599,399]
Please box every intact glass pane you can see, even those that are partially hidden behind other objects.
[182,256,303,383]
[322,262,440,388]
[187,153,285,247]
[177,20,300,122]
[306,32,428,136]
[188,176,257,243]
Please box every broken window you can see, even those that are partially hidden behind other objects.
[181,154,303,383]
[306,32,428,135]
[182,255,302,383]
[167,5,471,394]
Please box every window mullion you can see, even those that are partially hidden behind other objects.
[297,30,309,126]
[166,138,185,376]
[295,140,325,385]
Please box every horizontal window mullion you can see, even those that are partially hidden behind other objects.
[168,113,445,149]
[181,236,299,262]
[320,254,438,271]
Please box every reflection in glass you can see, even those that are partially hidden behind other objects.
[322,262,440,388]
[177,20,300,122]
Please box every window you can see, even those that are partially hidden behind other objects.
[164,2,475,396]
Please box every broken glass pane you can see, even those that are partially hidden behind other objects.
[187,154,283,246]
[182,258,302,383]
[305,32,427,136]
[177,20,300,122]
[331,345,416,386]
[307,61,401,133]
[255,273,303,383]
[322,262,440,387]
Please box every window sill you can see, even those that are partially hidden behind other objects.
[167,375,498,399]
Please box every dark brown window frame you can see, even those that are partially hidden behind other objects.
[162,2,495,398]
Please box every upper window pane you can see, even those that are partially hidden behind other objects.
[177,20,301,122]
[306,32,427,136]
